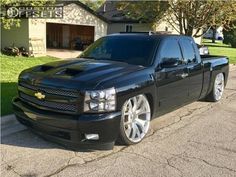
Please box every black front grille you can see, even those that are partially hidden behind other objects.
[19,82,79,98]
[20,92,77,112]
[18,82,79,113]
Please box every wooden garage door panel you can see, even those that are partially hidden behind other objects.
[46,23,63,48]
[47,23,94,49]
[69,25,94,44]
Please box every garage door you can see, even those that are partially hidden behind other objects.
[46,23,94,50]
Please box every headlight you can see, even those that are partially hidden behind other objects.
[84,87,116,113]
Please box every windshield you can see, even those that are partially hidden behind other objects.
[79,35,158,66]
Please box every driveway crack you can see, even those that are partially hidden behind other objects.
[44,146,130,177]
[166,157,183,177]
[3,162,22,177]
[189,140,236,154]
[183,155,236,173]
[120,151,157,163]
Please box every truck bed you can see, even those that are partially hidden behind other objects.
[201,55,227,61]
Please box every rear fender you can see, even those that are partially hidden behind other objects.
[205,61,229,97]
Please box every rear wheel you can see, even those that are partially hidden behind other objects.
[207,73,225,102]
[117,94,151,145]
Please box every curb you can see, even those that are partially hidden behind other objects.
[1,114,17,126]
[1,114,27,137]
[229,65,236,72]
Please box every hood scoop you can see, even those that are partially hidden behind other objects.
[56,68,83,76]
[35,65,54,72]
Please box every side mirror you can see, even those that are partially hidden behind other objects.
[160,58,180,68]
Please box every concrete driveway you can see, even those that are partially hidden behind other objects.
[46,49,82,59]
[1,66,236,177]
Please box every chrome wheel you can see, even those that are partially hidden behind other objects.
[121,95,151,143]
[214,73,224,101]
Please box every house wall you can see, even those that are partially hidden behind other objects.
[46,3,107,41]
[16,3,107,56]
[28,19,46,56]
[155,20,179,34]
[107,23,153,34]
[1,3,108,56]
[28,3,107,56]
[107,21,202,44]
[192,29,202,44]
[1,19,29,51]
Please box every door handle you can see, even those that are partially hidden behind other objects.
[176,73,188,78]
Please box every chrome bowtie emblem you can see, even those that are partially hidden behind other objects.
[34,92,45,100]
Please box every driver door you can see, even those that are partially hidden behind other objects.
[155,38,189,115]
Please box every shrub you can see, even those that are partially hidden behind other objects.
[223,21,236,48]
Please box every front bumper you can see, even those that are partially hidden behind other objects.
[12,97,121,150]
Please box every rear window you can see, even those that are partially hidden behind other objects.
[80,35,158,66]
[179,39,197,63]
[159,39,183,65]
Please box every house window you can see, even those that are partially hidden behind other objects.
[165,26,168,31]
[126,25,133,32]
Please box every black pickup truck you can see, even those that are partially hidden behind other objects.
[13,33,229,150]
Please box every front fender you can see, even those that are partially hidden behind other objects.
[116,75,157,119]
[97,68,158,119]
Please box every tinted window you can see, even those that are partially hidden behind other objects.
[80,36,158,66]
[180,39,196,63]
[159,39,183,66]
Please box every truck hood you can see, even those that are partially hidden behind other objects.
[19,58,146,90]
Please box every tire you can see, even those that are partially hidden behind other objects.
[117,94,151,145]
[207,73,225,102]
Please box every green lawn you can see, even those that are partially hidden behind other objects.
[202,39,236,64]
[1,55,59,116]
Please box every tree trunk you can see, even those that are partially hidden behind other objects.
[185,26,194,36]
[212,26,216,43]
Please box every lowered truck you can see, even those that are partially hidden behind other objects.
[13,33,229,150]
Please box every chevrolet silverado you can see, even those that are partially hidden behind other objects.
[13,33,229,150]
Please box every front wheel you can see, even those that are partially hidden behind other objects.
[207,73,225,102]
[117,94,151,145]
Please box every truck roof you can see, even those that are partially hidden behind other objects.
[108,32,193,41]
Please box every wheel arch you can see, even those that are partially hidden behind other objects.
[222,72,227,87]
[144,93,155,119]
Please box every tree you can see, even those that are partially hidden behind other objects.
[163,0,236,39]
[80,0,105,11]
[165,1,214,37]
[117,1,169,29]
[118,0,236,39]
[223,20,236,48]
[205,1,236,43]
[1,0,55,29]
